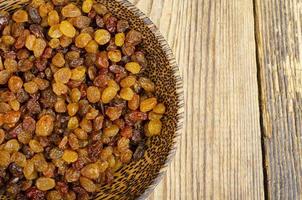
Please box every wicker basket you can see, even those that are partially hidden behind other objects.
[0,0,184,199]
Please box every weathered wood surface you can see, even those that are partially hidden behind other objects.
[129,0,265,199]
[255,0,302,199]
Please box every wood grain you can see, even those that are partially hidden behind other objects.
[129,0,265,199]
[255,0,302,199]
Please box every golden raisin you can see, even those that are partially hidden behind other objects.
[9,99,20,111]
[108,50,122,63]
[62,149,78,163]
[23,160,37,180]
[11,152,26,167]
[48,25,63,39]
[3,58,16,72]
[54,67,71,84]
[30,0,44,8]
[33,38,47,57]
[39,3,53,17]
[25,35,37,51]
[55,98,67,113]
[125,62,141,74]
[33,154,48,172]
[93,115,104,131]
[101,87,117,104]
[60,35,73,47]
[70,88,81,102]
[47,190,62,200]
[80,177,96,193]
[120,76,136,88]
[100,147,112,160]
[74,128,88,140]
[49,38,60,48]
[35,115,54,136]
[140,97,157,112]
[106,106,122,121]
[107,155,116,168]
[87,86,101,103]
[93,3,108,15]
[52,82,68,96]
[36,177,56,191]
[120,87,134,101]
[65,168,80,183]
[139,77,155,92]
[75,33,92,48]
[85,40,98,53]
[2,35,15,46]
[82,0,93,13]
[29,139,44,153]
[59,20,76,38]
[153,103,166,114]
[52,52,65,67]
[115,32,125,47]
[0,129,4,144]
[68,133,79,150]
[0,150,10,167]
[107,79,120,91]
[24,81,39,94]
[81,163,99,180]
[103,125,119,137]
[4,58,18,73]
[80,118,92,132]
[67,103,79,116]
[0,70,10,85]
[33,77,49,90]
[148,111,163,120]
[8,76,23,93]
[128,94,140,111]
[47,10,60,26]
[71,66,86,81]
[94,29,111,45]
[145,119,162,136]
[12,10,28,23]
[85,107,99,120]
[68,117,79,130]
[61,3,81,18]
[18,131,32,144]
[120,149,133,163]
[4,139,20,153]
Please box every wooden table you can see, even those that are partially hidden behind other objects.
[128,0,302,199]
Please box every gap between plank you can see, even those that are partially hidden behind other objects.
[252,0,269,199]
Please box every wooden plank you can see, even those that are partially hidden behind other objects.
[129,0,265,199]
[255,0,302,199]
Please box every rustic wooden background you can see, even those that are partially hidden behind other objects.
[128,0,302,199]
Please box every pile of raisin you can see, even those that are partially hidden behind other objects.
[0,0,166,199]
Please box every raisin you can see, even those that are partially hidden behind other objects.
[34,58,47,71]
[133,143,146,160]
[0,15,9,30]
[9,162,23,177]
[88,141,103,162]
[28,6,41,24]
[26,187,46,200]
[22,116,36,133]
[95,15,104,28]
[105,16,117,33]
[27,98,41,115]
[29,24,44,38]
[69,58,84,68]
[56,181,68,194]
[126,29,143,46]
[70,16,91,29]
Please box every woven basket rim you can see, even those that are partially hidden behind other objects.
[113,0,185,199]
